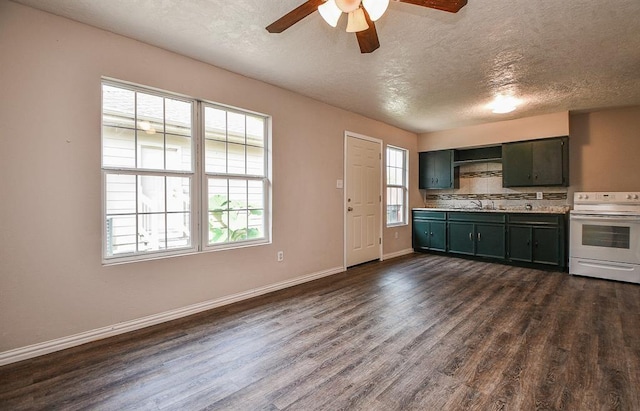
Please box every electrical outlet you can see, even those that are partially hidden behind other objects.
[536,192,543,200]
[394,231,399,239]
[277,251,284,262]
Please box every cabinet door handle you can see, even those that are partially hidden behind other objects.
[435,178,438,183]
[430,232,434,236]
[469,232,473,241]
[478,232,481,241]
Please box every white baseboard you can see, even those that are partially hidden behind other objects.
[382,248,415,261]
[0,265,345,366]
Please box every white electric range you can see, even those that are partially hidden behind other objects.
[570,192,640,284]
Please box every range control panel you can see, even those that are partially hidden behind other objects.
[574,192,640,204]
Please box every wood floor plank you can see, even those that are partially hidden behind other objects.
[1,253,639,410]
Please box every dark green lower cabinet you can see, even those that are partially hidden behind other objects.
[532,227,560,265]
[412,211,447,252]
[413,210,566,270]
[508,226,560,266]
[506,214,565,269]
[448,222,505,258]
[413,220,446,252]
[475,224,506,259]
[448,222,474,255]
[508,226,533,262]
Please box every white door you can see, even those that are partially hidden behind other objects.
[345,134,382,267]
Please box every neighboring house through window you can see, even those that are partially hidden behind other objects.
[386,145,408,226]
[102,80,270,263]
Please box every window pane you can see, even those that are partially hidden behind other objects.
[102,126,135,168]
[395,149,403,168]
[387,150,396,168]
[387,187,404,225]
[246,116,264,147]
[165,98,192,137]
[229,180,248,210]
[105,215,137,256]
[208,178,229,211]
[166,134,192,171]
[248,209,264,239]
[106,174,136,214]
[204,107,227,141]
[167,213,190,249]
[227,112,245,145]
[138,213,166,252]
[387,167,397,185]
[137,92,164,135]
[228,210,248,241]
[248,180,264,209]
[166,177,190,212]
[209,211,229,244]
[246,146,265,176]
[138,136,165,170]
[395,168,404,186]
[138,175,165,213]
[102,85,135,129]
[228,143,246,174]
[205,140,227,173]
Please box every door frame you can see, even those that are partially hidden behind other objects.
[343,131,384,268]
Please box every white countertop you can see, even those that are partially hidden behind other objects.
[414,207,570,214]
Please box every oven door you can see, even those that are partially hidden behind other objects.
[570,213,640,265]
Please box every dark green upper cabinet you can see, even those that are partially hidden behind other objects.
[419,150,459,189]
[502,136,569,187]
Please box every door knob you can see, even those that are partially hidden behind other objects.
[347,207,353,212]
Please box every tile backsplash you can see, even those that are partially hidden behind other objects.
[422,162,570,212]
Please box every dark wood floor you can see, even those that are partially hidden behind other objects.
[1,254,639,410]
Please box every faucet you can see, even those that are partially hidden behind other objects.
[470,200,483,209]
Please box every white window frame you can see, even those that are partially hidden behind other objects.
[201,102,271,252]
[101,79,271,264]
[386,145,409,227]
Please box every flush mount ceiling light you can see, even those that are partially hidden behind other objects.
[266,0,468,53]
[488,95,521,114]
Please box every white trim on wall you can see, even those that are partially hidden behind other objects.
[382,248,415,261]
[0,265,345,366]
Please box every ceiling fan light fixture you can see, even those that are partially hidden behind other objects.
[319,0,343,27]
[362,0,389,21]
[346,8,369,32]
[335,0,362,13]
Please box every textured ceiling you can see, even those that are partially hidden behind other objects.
[12,0,640,133]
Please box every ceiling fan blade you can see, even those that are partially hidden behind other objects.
[395,0,467,13]
[356,9,380,53]
[266,0,325,33]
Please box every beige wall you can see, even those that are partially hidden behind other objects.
[0,2,418,353]
[569,106,640,192]
[418,112,570,151]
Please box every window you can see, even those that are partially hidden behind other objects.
[102,81,270,262]
[204,105,268,247]
[386,145,408,226]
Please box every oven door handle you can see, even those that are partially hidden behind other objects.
[571,215,640,222]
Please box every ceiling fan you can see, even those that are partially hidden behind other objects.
[266,0,467,53]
